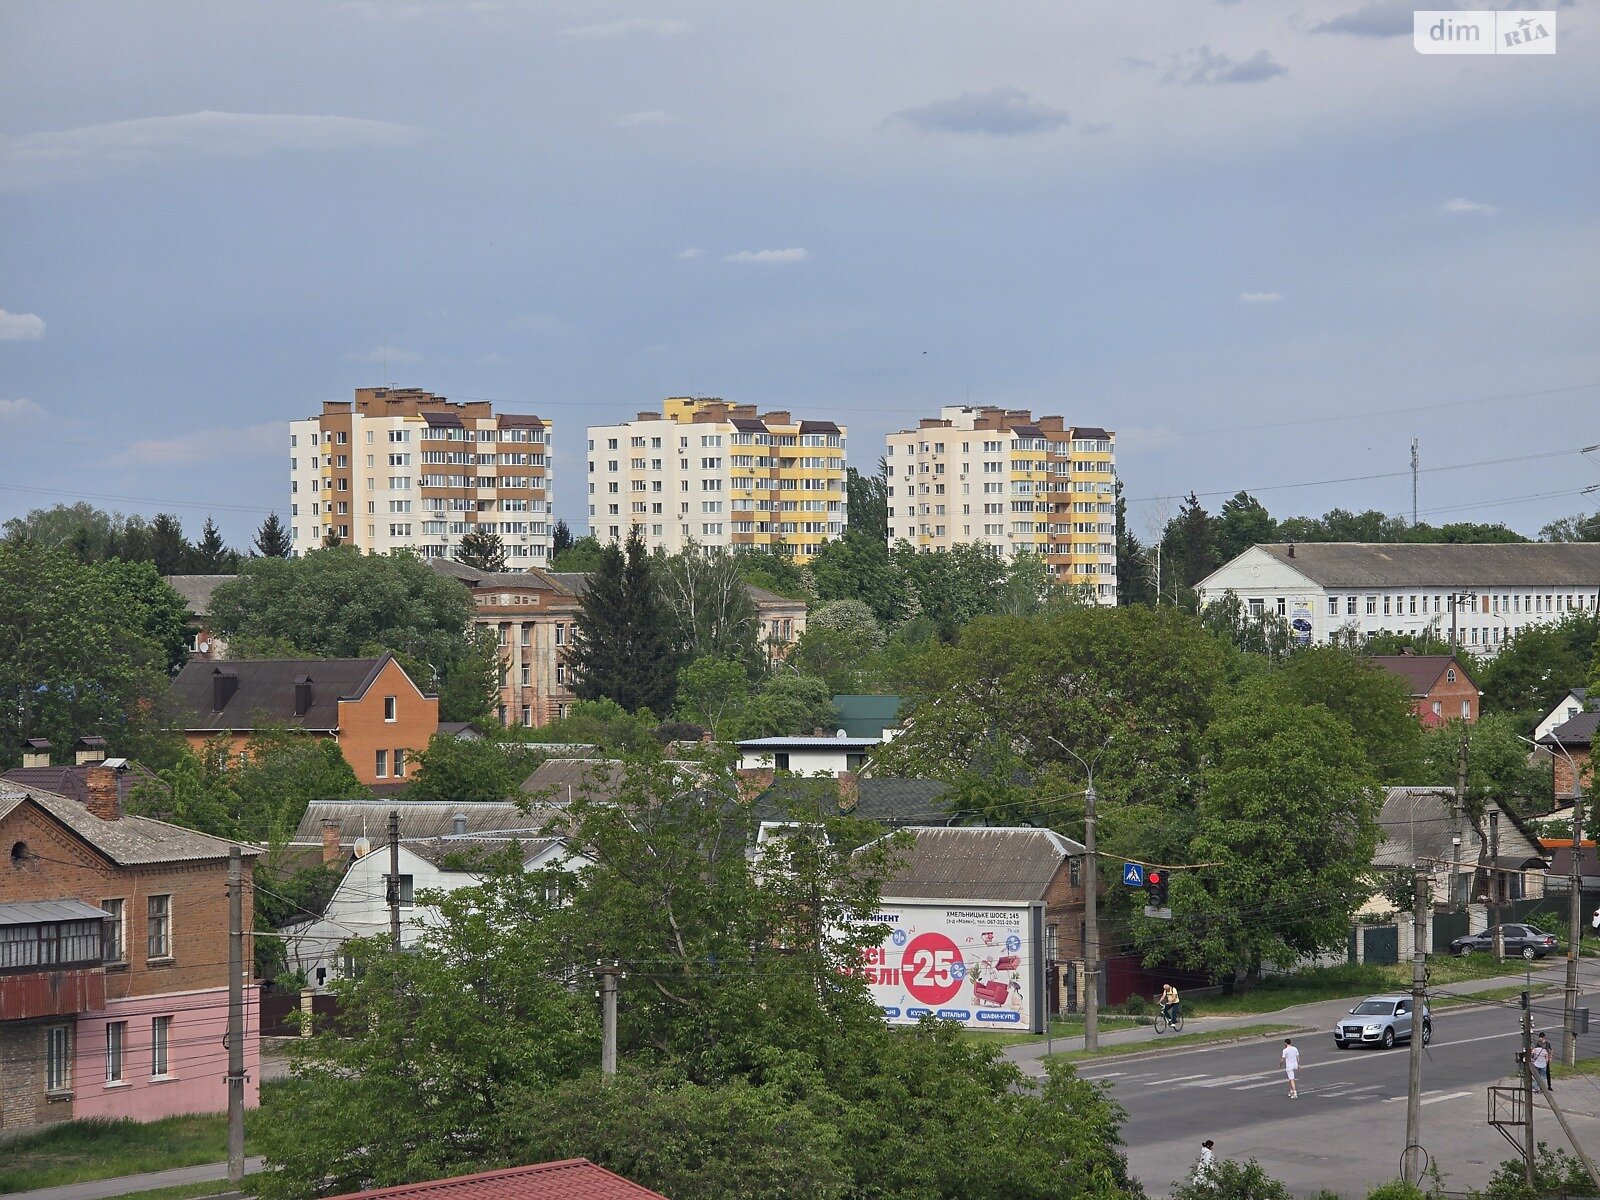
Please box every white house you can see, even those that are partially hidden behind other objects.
[1533,688,1591,743]
[737,736,880,775]
[1196,543,1600,657]
[285,831,587,988]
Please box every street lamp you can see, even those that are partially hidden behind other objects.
[1518,731,1586,1067]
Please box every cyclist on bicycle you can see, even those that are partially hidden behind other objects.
[1159,983,1180,1025]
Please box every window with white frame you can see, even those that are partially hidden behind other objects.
[46,1024,71,1092]
[106,1020,126,1083]
[151,1015,171,1077]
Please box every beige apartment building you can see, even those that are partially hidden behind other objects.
[885,406,1117,602]
[289,387,553,565]
[586,398,846,562]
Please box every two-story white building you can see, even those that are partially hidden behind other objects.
[1196,543,1600,657]
[737,736,881,776]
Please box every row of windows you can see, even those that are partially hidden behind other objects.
[0,896,170,970]
[44,1015,176,1093]
[1315,592,1600,618]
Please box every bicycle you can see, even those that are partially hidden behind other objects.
[1154,1007,1184,1034]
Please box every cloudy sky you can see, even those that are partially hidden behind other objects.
[2,1,1596,549]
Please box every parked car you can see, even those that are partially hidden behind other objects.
[1334,995,1431,1050]
[1448,924,1560,960]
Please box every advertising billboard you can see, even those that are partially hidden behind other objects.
[856,901,1043,1032]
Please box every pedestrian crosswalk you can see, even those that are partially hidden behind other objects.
[1077,1066,1475,1106]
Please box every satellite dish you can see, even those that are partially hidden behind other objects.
[352,836,372,859]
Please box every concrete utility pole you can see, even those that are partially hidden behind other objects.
[597,965,621,1075]
[1521,991,1536,1189]
[1083,782,1100,1052]
[1404,866,1428,1184]
[1453,732,1469,910]
[1561,755,1584,1066]
[226,847,245,1187]
[1532,1070,1600,1192]
[388,809,401,951]
[1490,811,1504,962]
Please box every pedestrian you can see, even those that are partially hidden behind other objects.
[1281,1037,1300,1098]
[1532,1032,1552,1092]
[1193,1139,1216,1182]
[1591,905,1599,939]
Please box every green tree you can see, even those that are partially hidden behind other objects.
[524,698,660,752]
[189,517,235,573]
[1213,491,1275,564]
[894,541,1004,641]
[728,673,838,739]
[1169,1156,1292,1200]
[1136,698,1380,983]
[551,535,606,571]
[845,460,888,543]
[1161,491,1218,595]
[1540,511,1600,542]
[253,512,292,558]
[405,732,532,803]
[1115,485,1156,607]
[1265,647,1423,783]
[434,627,500,725]
[810,531,907,626]
[731,544,812,600]
[455,529,509,572]
[656,546,759,664]
[1478,611,1600,730]
[0,543,173,767]
[148,512,191,576]
[1198,593,1292,661]
[570,528,680,716]
[96,558,192,672]
[231,726,369,845]
[551,519,574,557]
[675,656,755,734]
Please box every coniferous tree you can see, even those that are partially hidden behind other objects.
[551,519,574,557]
[254,513,292,558]
[190,518,234,573]
[148,513,191,576]
[455,529,508,573]
[570,526,680,715]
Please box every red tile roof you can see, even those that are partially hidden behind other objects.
[1367,654,1475,698]
[321,1161,668,1200]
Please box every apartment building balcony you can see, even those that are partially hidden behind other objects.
[0,901,108,1021]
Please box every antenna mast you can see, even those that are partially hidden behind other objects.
[1410,439,1419,526]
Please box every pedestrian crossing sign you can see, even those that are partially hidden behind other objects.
[1123,863,1144,887]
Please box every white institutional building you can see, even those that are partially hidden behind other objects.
[1196,542,1600,655]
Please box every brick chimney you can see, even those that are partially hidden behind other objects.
[85,764,121,821]
[75,735,108,766]
[321,818,342,866]
[837,770,860,812]
[212,668,238,712]
[294,676,314,717]
[22,738,51,769]
[736,767,774,805]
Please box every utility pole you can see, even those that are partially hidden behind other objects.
[1533,1071,1600,1192]
[1521,991,1536,1189]
[596,965,621,1075]
[226,847,245,1187]
[388,809,401,951]
[1084,782,1100,1051]
[1453,731,1469,909]
[1404,866,1428,1184]
[1411,439,1419,527]
[1490,811,1504,962]
[1561,762,1584,1066]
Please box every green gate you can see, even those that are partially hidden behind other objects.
[1363,924,1399,965]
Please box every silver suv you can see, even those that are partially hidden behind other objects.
[1333,994,1431,1050]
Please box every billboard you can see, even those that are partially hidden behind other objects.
[855,901,1043,1032]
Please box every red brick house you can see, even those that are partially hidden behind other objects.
[167,654,438,787]
[1539,711,1595,803]
[321,1159,670,1200]
[0,769,258,1132]
[1369,654,1481,726]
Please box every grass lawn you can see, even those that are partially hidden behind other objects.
[1428,983,1555,1010]
[1184,956,1547,1017]
[962,1014,1147,1047]
[1550,1054,1600,1081]
[1045,1022,1303,1064]
[0,1082,280,1194]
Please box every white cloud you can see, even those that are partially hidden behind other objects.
[724,248,810,265]
[892,87,1069,136]
[0,310,46,340]
[506,312,579,338]
[348,344,424,364]
[614,110,675,128]
[114,421,286,467]
[0,398,44,421]
[1165,47,1287,86]
[1441,198,1499,216]
[0,111,419,190]
[560,17,688,39]
[1240,292,1283,303]
[677,247,705,259]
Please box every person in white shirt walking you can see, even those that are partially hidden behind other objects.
[1281,1038,1300,1098]
[1193,1140,1216,1182]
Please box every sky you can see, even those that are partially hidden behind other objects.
[2,0,1597,550]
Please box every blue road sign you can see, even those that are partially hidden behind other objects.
[1123,863,1144,887]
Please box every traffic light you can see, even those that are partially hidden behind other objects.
[1146,868,1169,908]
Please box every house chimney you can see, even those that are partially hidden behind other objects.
[212,668,238,712]
[75,736,108,766]
[321,818,341,866]
[1287,542,1295,558]
[838,771,859,811]
[294,676,313,717]
[85,764,121,821]
[22,738,51,769]
[452,813,468,837]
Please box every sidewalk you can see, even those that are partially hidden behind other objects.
[1005,959,1567,1076]
[3,1158,263,1200]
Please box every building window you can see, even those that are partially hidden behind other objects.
[1275,598,1287,617]
[384,696,397,722]
[102,898,125,963]
[1461,700,1471,719]
[1347,595,1357,615]
[46,1025,71,1092]
[1446,668,1456,683]
[520,705,531,725]
[774,752,791,771]
[375,749,389,778]
[106,1020,127,1083]
[392,749,406,778]
[1432,701,1442,717]
[1366,596,1377,615]
[151,1016,171,1077]
[147,895,171,959]
[1327,597,1338,616]
[1070,857,1081,887]
[556,663,566,686]
[1247,598,1264,616]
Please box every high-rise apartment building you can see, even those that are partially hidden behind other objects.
[885,406,1117,602]
[289,388,552,565]
[586,398,846,561]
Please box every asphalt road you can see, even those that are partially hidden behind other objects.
[1075,987,1600,1198]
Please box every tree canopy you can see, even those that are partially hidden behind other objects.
[569,528,680,716]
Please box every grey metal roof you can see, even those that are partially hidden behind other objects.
[739,737,881,749]
[1241,543,1600,588]
[406,835,564,870]
[0,783,260,866]
[428,559,580,593]
[0,899,111,926]
[169,655,405,732]
[754,777,953,828]
[163,574,235,616]
[1373,787,1543,869]
[873,826,1085,903]
[1541,711,1598,748]
[1,763,161,809]
[292,800,552,845]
